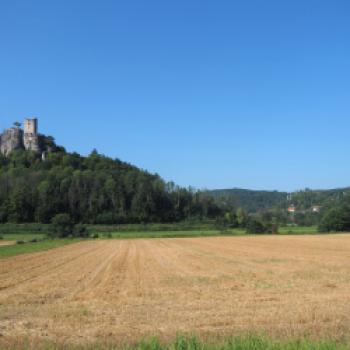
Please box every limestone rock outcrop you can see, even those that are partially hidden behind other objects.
[0,118,56,156]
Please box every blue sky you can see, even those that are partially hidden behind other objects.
[0,1,349,191]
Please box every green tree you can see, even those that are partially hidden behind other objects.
[319,206,350,232]
[51,213,74,238]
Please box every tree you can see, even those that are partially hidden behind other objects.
[236,208,247,227]
[319,206,350,232]
[51,213,74,238]
[0,148,224,225]
[246,218,267,234]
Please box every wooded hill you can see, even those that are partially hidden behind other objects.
[0,134,349,227]
[0,148,220,224]
[209,187,350,213]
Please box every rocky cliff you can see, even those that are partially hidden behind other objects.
[0,119,59,157]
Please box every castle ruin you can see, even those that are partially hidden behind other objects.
[0,118,54,156]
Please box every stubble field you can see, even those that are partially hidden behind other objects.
[1,235,350,348]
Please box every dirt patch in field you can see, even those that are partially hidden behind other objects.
[0,240,16,246]
[1,235,350,347]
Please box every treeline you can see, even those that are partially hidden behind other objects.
[1,147,350,235]
[286,188,348,211]
[210,187,350,231]
[319,195,350,232]
[209,188,287,213]
[209,187,350,214]
[0,149,221,224]
[214,192,350,233]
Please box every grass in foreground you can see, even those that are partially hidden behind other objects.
[0,239,79,258]
[1,334,348,350]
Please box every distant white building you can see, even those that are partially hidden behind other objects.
[311,205,322,213]
[287,205,296,213]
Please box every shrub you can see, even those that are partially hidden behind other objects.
[215,217,229,232]
[95,212,118,224]
[319,206,350,232]
[74,223,89,238]
[51,213,74,238]
[271,223,279,234]
[92,233,99,239]
[16,240,25,245]
[0,235,3,240]
[246,218,267,234]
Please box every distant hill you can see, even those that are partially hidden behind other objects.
[209,187,350,213]
[0,148,221,225]
[209,189,288,213]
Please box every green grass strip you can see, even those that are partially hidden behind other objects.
[1,334,348,350]
[0,239,79,258]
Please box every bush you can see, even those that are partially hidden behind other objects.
[92,233,99,239]
[246,218,267,234]
[51,213,74,238]
[74,223,89,238]
[319,206,350,232]
[271,223,279,234]
[95,212,118,224]
[16,240,25,245]
[215,217,229,232]
[0,235,3,240]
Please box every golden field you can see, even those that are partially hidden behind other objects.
[1,235,350,347]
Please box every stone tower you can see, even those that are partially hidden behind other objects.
[23,118,40,152]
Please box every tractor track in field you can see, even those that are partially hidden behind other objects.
[0,242,108,292]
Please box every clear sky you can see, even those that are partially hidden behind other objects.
[1,1,349,191]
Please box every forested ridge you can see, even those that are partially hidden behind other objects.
[209,187,350,213]
[1,140,350,233]
[0,149,220,224]
[209,188,287,212]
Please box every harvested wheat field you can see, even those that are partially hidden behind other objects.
[1,235,350,347]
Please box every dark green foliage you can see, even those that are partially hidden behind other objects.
[209,188,350,230]
[51,213,74,238]
[319,204,350,232]
[0,223,49,235]
[293,211,320,226]
[50,214,90,238]
[214,216,230,232]
[74,223,89,238]
[0,149,221,225]
[271,223,279,234]
[246,218,268,234]
[209,188,287,213]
